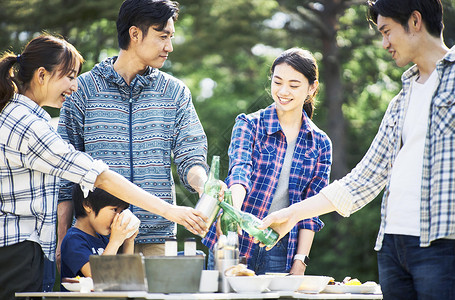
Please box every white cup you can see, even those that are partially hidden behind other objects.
[199,270,219,293]
[120,209,140,238]
[79,277,93,293]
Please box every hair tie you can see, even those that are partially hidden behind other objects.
[16,54,21,64]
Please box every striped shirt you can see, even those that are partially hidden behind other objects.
[321,46,455,250]
[203,104,332,269]
[0,94,108,260]
[58,57,208,243]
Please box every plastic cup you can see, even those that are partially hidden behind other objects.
[120,209,140,238]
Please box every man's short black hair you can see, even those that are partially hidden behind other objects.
[367,0,444,38]
[117,0,179,50]
[72,185,129,218]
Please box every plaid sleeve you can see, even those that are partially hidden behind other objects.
[26,119,107,193]
[298,133,332,231]
[321,97,398,216]
[225,114,256,192]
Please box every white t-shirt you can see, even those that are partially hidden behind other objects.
[385,70,438,236]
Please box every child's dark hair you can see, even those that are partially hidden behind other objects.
[72,185,129,218]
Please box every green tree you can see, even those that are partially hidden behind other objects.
[1,0,454,285]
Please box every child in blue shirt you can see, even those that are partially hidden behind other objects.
[61,185,138,283]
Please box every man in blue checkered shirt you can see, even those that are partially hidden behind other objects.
[261,0,455,299]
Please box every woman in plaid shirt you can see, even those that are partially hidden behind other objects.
[203,48,332,275]
[0,34,207,300]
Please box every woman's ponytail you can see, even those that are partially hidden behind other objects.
[0,53,20,111]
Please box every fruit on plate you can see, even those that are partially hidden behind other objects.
[344,278,362,286]
[225,264,256,276]
[328,276,364,286]
[62,276,81,283]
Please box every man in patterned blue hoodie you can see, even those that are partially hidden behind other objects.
[56,0,209,269]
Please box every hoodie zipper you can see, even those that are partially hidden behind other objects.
[128,80,138,183]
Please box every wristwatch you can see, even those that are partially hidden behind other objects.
[293,254,310,267]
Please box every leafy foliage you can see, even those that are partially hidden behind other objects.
[1,0,454,286]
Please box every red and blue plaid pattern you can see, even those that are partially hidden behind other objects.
[203,103,332,269]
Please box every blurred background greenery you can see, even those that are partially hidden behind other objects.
[1,0,454,285]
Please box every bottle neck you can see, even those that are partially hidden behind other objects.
[204,156,220,194]
[224,194,233,206]
[219,200,240,220]
[208,157,220,181]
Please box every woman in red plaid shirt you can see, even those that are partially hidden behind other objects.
[203,48,332,275]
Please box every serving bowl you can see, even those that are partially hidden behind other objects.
[298,275,333,293]
[61,282,80,292]
[61,277,93,292]
[268,274,306,292]
[227,275,273,293]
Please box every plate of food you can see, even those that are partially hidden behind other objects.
[61,276,93,292]
[61,277,81,292]
[225,264,273,293]
[322,277,380,294]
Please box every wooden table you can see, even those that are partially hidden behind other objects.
[16,291,382,300]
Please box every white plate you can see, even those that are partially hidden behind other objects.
[322,283,379,294]
[61,282,81,292]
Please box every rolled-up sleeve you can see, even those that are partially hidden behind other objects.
[172,86,208,192]
[320,99,396,217]
[26,119,108,194]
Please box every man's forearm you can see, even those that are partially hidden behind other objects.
[57,200,74,242]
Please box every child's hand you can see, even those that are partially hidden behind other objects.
[121,227,138,254]
[109,213,136,246]
[125,228,139,243]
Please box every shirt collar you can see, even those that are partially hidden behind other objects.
[443,45,455,63]
[13,93,51,122]
[263,103,313,136]
[402,45,455,83]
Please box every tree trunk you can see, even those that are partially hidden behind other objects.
[320,0,348,180]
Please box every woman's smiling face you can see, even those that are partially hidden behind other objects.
[39,61,79,108]
[271,63,317,114]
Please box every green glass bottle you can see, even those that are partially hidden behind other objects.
[195,155,222,237]
[218,200,279,248]
[220,190,238,235]
[204,155,221,198]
